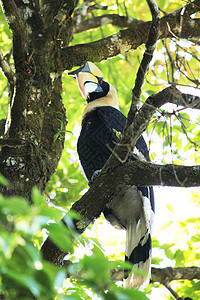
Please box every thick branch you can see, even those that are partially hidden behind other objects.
[110,266,200,284]
[1,0,28,64]
[151,267,200,283]
[63,261,200,286]
[56,0,200,71]
[1,0,23,33]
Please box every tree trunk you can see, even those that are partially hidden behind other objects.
[0,0,77,202]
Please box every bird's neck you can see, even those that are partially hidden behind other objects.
[82,83,119,119]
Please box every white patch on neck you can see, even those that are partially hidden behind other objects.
[82,83,119,119]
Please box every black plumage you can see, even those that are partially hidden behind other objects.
[78,106,147,180]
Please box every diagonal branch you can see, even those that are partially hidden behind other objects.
[126,0,160,128]
[0,50,14,85]
[164,284,184,300]
[130,86,200,145]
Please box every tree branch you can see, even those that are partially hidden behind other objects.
[0,50,14,85]
[65,262,198,300]
[126,0,160,128]
[152,266,200,282]
[110,266,200,283]
[41,0,78,27]
[1,0,28,64]
[74,14,145,33]
[73,0,95,30]
[64,261,200,285]
[152,266,200,300]
[164,283,184,300]
[130,86,200,145]
[1,0,23,32]
[55,0,200,71]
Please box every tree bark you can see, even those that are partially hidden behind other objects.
[0,0,74,201]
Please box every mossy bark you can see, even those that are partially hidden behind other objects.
[0,0,77,202]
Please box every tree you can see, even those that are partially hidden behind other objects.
[0,0,200,299]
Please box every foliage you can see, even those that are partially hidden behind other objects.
[0,0,200,299]
[0,182,148,299]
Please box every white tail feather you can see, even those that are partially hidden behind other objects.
[123,259,151,290]
[124,218,152,289]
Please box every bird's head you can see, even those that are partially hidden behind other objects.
[68,62,112,103]
[69,62,119,116]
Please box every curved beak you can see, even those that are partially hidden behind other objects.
[68,61,103,78]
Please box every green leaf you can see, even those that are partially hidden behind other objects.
[191,234,200,242]
[0,196,30,216]
[104,286,149,300]
[32,186,44,206]
[4,270,41,297]
[151,257,164,265]
[0,173,9,186]
[46,222,76,253]
[178,112,190,128]
[166,204,174,213]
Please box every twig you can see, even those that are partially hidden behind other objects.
[162,39,175,85]
[164,283,183,300]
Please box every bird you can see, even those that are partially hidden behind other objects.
[68,62,155,290]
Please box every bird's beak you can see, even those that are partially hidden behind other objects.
[68,61,103,78]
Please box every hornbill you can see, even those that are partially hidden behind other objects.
[69,62,155,289]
